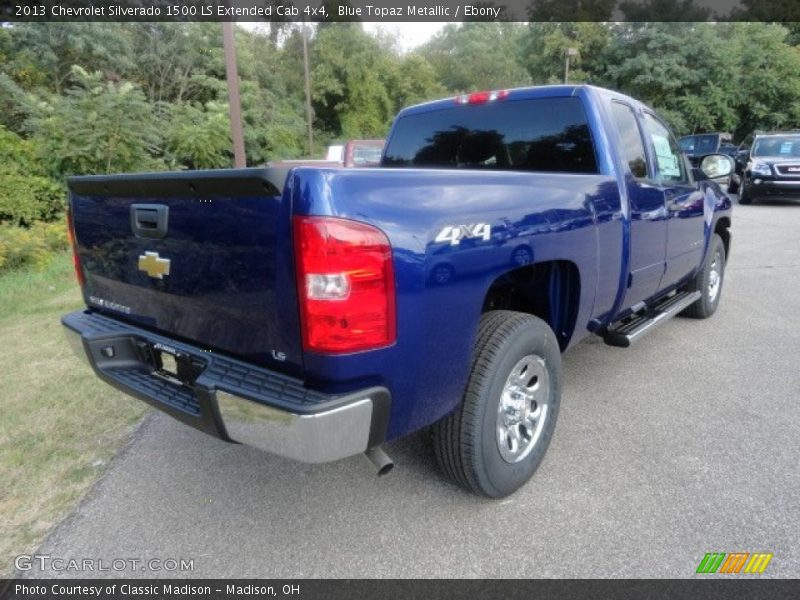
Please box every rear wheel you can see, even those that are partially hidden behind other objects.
[432,311,561,498]
[682,233,726,319]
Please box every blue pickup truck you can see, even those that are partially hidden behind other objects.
[62,85,733,497]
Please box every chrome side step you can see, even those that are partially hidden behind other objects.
[603,291,702,348]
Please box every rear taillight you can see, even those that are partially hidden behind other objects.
[293,216,396,354]
[455,89,509,105]
[66,208,85,288]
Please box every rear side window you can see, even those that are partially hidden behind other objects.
[693,134,719,154]
[610,102,648,179]
[382,97,598,174]
[680,134,718,155]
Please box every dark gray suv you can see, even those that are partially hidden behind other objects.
[739,132,800,204]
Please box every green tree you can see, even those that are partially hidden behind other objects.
[4,19,799,179]
[26,67,164,177]
[262,1,297,45]
[385,54,447,110]
[240,81,308,164]
[4,23,133,93]
[0,73,32,134]
[234,24,321,161]
[524,22,611,84]
[164,102,232,169]
[420,23,531,92]
[727,22,800,138]
[123,23,222,104]
[595,23,740,134]
[311,24,395,138]
[276,27,314,111]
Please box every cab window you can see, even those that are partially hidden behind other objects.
[383,97,598,174]
[643,113,687,185]
[610,101,649,179]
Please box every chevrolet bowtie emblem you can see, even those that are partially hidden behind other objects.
[138,251,171,279]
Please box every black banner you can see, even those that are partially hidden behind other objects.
[1,0,799,22]
[2,579,800,600]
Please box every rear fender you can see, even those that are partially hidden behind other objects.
[291,167,614,438]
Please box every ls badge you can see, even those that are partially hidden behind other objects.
[138,251,171,279]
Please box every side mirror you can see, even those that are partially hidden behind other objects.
[699,153,734,180]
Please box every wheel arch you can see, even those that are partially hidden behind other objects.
[481,260,581,352]
[714,216,731,258]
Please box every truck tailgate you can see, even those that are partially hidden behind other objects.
[67,168,302,374]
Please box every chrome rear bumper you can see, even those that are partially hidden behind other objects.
[215,390,375,463]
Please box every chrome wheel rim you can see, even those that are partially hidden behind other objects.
[496,355,550,464]
[708,251,722,303]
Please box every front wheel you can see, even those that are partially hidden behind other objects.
[682,233,726,319]
[432,311,561,498]
[739,182,752,205]
[727,174,740,195]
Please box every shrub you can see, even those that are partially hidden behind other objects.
[0,221,69,273]
[0,126,65,225]
[0,171,65,225]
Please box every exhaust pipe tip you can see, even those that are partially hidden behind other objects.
[364,446,394,476]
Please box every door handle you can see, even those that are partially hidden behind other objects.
[131,204,169,239]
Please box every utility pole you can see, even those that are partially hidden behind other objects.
[222,21,246,168]
[564,47,579,85]
[302,19,314,157]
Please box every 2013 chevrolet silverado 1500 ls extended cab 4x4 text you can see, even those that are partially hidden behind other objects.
[62,85,733,497]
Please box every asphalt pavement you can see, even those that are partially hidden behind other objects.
[24,199,800,578]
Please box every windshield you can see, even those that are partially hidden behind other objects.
[382,97,598,174]
[751,136,800,158]
[352,145,383,165]
[678,134,719,155]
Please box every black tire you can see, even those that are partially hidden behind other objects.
[682,233,726,319]
[739,182,752,205]
[432,311,561,498]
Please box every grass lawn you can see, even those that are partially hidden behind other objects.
[0,254,147,577]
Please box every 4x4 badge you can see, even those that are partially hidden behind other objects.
[138,251,171,279]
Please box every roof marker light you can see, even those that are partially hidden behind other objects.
[455,89,510,105]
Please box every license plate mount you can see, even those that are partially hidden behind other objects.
[146,344,205,386]
[159,351,179,377]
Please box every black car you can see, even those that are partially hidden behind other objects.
[739,132,800,205]
[734,131,757,172]
[679,132,736,164]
